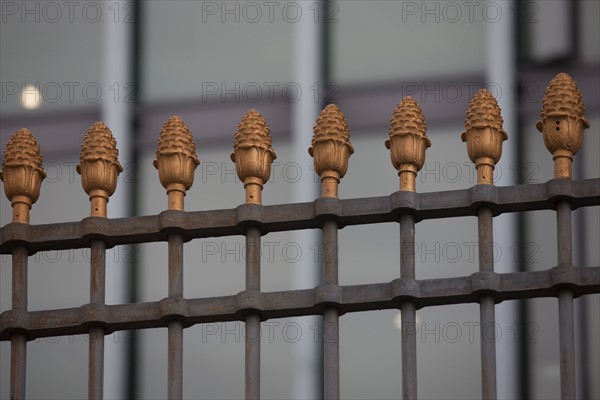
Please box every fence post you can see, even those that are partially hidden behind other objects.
[1,128,46,400]
[78,121,123,399]
[386,96,430,400]
[462,89,509,400]
[309,103,353,399]
[155,116,200,400]
[537,73,590,400]
[232,109,276,400]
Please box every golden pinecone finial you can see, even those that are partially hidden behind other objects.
[0,128,46,223]
[461,89,508,185]
[309,104,354,198]
[230,109,277,204]
[153,116,200,210]
[385,96,431,191]
[76,122,123,217]
[536,73,590,178]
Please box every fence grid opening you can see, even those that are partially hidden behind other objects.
[1,72,599,400]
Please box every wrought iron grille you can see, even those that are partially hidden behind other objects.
[1,73,599,400]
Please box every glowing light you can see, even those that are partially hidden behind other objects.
[21,84,42,109]
[393,311,422,330]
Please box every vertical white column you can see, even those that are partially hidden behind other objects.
[290,1,323,398]
[485,1,517,399]
[101,1,133,398]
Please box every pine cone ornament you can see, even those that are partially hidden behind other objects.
[2,128,45,173]
[79,122,121,167]
[77,122,123,216]
[156,116,200,162]
[464,89,504,132]
[153,116,200,210]
[1,129,46,222]
[385,97,430,191]
[461,89,508,184]
[539,73,587,122]
[231,109,276,204]
[311,104,352,145]
[388,97,427,138]
[309,104,354,197]
[536,73,590,178]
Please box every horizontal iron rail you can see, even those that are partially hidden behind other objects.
[1,179,599,254]
[1,265,598,341]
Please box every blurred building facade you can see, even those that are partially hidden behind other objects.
[1,1,599,399]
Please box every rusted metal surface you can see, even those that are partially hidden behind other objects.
[2,265,597,341]
[557,201,577,400]
[244,227,261,400]
[88,326,105,400]
[167,234,184,400]
[167,320,184,400]
[322,220,339,400]
[10,247,28,399]
[478,208,497,399]
[1,179,598,255]
[400,213,417,400]
[244,313,261,400]
[88,240,106,400]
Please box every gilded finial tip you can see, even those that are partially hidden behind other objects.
[78,122,122,171]
[77,122,123,216]
[154,116,200,210]
[464,89,504,134]
[231,109,276,204]
[461,90,507,185]
[1,128,46,223]
[537,73,590,179]
[386,97,430,191]
[310,104,354,197]
[156,115,200,164]
[539,72,588,126]
[2,128,46,176]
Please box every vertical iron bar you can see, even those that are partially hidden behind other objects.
[480,296,497,397]
[89,239,106,400]
[89,240,106,396]
[245,227,261,400]
[322,220,339,400]
[478,207,497,400]
[557,200,576,399]
[168,234,184,400]
[558,289,576,400]
[574,152,590,400]
[400,213,417,400]
[10,246,27,399]
[556,201,573,267]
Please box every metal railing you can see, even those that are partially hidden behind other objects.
[1,73,599,400]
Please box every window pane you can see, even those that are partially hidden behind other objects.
[142,1,292,103]
[332,1,486,85]
[0,6,102,116]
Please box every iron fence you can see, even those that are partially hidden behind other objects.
[1,73,599,400]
